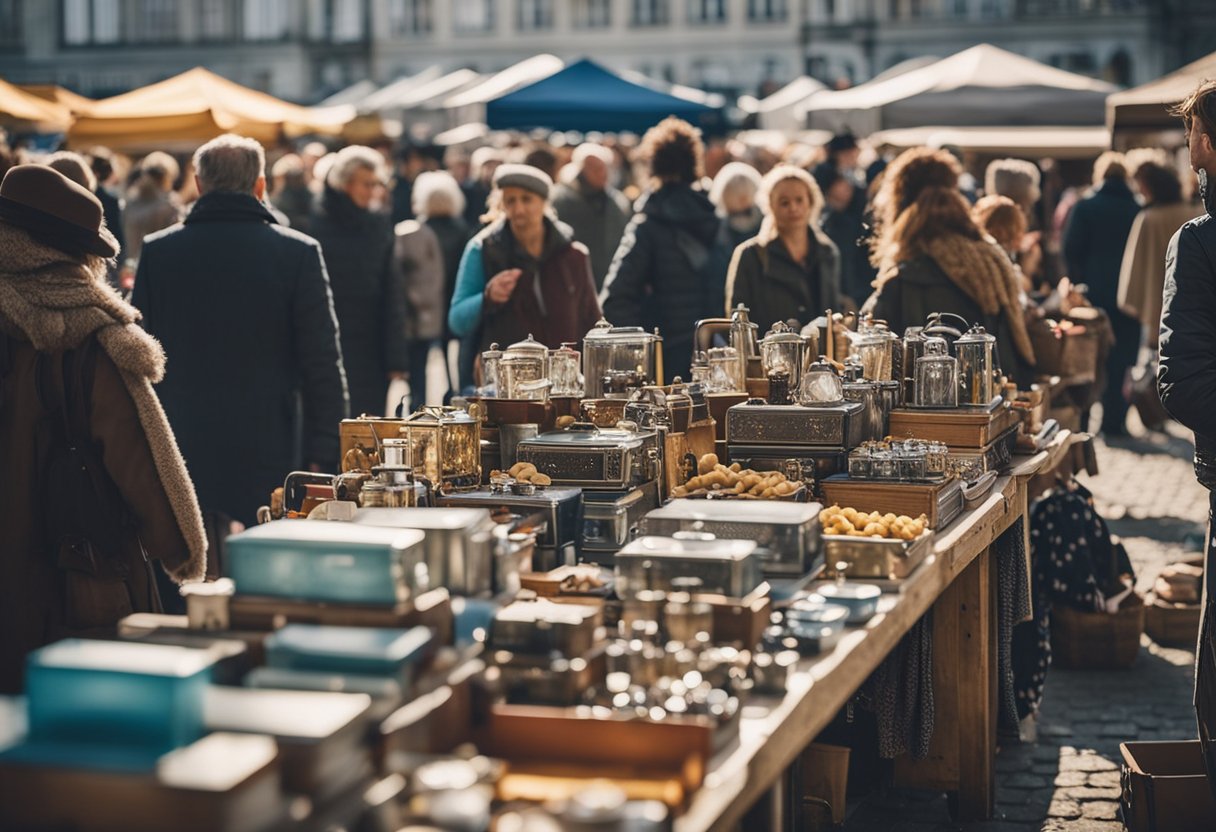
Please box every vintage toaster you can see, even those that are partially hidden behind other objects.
[436,486,584,571]
[516,423,661,490]
[226,521,427,606]
[614,535,763,600]
[726,399,866,451]
[350,507,500,596]
[581,481,661,562]
[401,406,482,492]
[643,500,823,578]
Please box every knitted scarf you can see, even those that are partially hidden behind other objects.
[0,224,206,582]
[878,232,1036,365]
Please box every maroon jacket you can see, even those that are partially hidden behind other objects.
[478,217,601,350]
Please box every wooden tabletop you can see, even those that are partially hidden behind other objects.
[677,431,1073,832]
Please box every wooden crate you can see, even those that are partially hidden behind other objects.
[1050,593,1144,669]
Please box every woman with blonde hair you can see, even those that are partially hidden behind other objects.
[864,147,1035,383]
[724,164,841,334]
[973,194,1037,292]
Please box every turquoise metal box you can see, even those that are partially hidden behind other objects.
[226,520,427,605]
[264,624,432,679]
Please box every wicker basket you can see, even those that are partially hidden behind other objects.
[1145,595,1202,648]
[1050,592,1144,669]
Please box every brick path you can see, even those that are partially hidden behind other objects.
[842,422,1207,832]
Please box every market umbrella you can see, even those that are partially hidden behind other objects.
[67,67,353,152]
[1107,50,1216,136]
[739,76,826,132]
[19,84,97,116]
[0,77,73,132]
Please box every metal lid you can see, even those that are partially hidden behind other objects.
[583,317,659,343]
[760,320,803,346]
[403,405,478,425]
[481,342,502,359]
[922,336,950,357]
[616,535,757,560]
[957,323,996,345]
[504,333,548,356]
[517,423,647,449]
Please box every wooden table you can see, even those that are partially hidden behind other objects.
[678,431,1078,832]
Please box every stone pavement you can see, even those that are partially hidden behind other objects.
[841,420,1207,832]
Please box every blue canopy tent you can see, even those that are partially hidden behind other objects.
[485,58,725,134]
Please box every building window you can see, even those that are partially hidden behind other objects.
[747,0,787,23]
[199,0,231,40]
[388,0,431,35]
[244,0,290,40]
[631,0,669,26]
[688,0,726,23]
[453,0,495,32]
[63,0,121,44]
[517,0,554,30]
[573,0,610,27]
[330,0,363,41]
[0,0,21,45]
[130,0,178,42]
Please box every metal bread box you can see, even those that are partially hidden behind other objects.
[726,400,866,451]
[436,486,583,571]
[487,598,603,657]
[581,482,661,561]
[350,507,497,596]
[516,423,660,490]
[643,500,823,577]
[614,535,762,600]
[226,521,426,605]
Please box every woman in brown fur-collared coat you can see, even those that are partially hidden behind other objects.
[0,165,206,693]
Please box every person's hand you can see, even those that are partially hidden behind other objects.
[486,268,523,304]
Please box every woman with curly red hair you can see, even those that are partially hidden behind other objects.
[863,147,1035,383]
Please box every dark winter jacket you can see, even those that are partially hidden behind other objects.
[309,186,408,417]
[552,175,633,290]
[271,182,313,233]
[133,192,349,528]
[448,216,601,351]
[426,214,473,338]
[725,226,842,335]
[462,179,492,228]
[865,254,1032,386]
[822,204,875,306]
[1158,183,1216,489]
[1063,178,1141,312]
[600,184,722,380]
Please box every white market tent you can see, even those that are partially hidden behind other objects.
[1107,49,1216,140]
[444,54,565,127]
[802,44,1116,136]
[358,66,444,113]
[318,80,379,108]
[869,125,1111,159]
[740,76,827,132]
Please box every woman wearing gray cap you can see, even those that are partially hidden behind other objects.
[447,163,601,360]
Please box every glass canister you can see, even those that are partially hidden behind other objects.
[955,324,999,406]
[913,337,959,408]
[582,318,662,399]
[707,346,745,393]
[690,351,712,389]
[767,369,793,406]
[480,342,503,396]
[849,318,898,381]
[901,327,926,406]
[760,321,806,393]
[550,342,582,397]
[499,334,551,400]
[798,357,845,406]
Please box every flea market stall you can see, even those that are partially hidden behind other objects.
[0,304,1091,831]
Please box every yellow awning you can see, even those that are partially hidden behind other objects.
[0,77,73,131]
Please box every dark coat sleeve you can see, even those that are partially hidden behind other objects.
[1062,199,1091,284]
[130,246,155,331]
[573,245,603,335]
[600,215,651,326]
[1158,224,1216,438]
[725,243,760,316]
[381,240,410,371]
[293,240,350,468]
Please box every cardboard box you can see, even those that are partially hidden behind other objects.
[1120,740,1216,832]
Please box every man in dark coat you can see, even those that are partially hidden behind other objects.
[309,145,409,417]
[1157,79,1216,797]
[600,117,721,381]
[1063,153,1142,436]
[133,134,349,530]
[552,143,632,290]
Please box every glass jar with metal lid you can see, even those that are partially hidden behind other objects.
[798,357,845,406]
[479,342,503,396]
[955,323,999,406]
[760,321,807,394]
[549,341,582,397]
[499,334,551,400]
[914,337,959,408]
[582,318,663,399]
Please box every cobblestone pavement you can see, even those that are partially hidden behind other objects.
[842,419,1207,832]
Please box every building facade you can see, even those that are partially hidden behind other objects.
[0,0,1210,104]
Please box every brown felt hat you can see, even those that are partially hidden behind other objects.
[0,164,119,258]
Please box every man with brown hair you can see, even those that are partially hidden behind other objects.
[1158,77,1216,795]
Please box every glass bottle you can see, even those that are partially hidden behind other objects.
[798,357,844,406]
[914,337,959,408]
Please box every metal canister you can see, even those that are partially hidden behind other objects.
[955,324,999,406]
[480,342,503,396]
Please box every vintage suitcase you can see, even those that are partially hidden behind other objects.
[887,402,1020,448]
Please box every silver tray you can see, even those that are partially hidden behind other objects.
[821,529,935,581]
